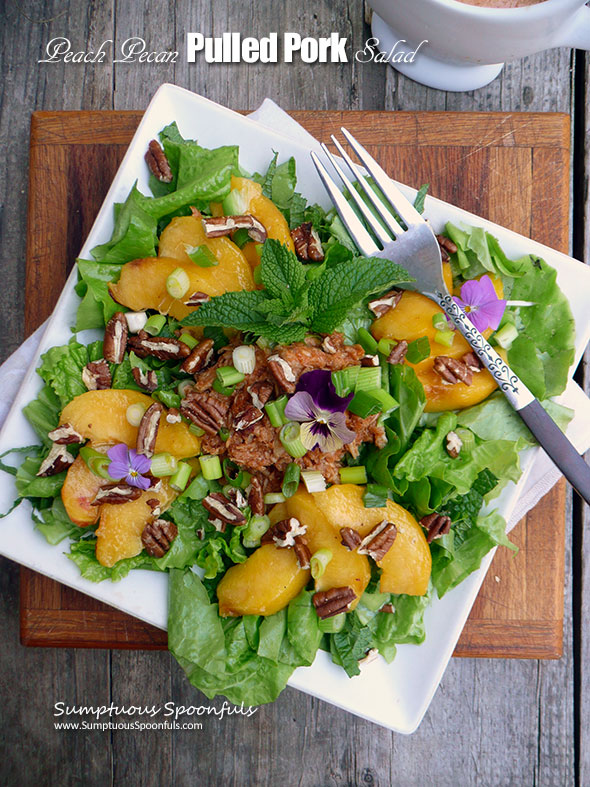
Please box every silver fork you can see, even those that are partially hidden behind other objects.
[311,127,590,506]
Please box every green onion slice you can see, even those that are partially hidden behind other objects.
[279,422,308,458]
[199,454,223,480]
[143,314,166,336]
[357,327,378,355]
[170,461,191,492]
[405,336,431,364]
[310,548,333,580]
[166,267,191,300]
[150,452,179,478]
[79,446,114,481]
[242,514,271,549]
[282,463,301,498]
[184,244,219,267]
[339,465,368,485]
[216,366,245,388]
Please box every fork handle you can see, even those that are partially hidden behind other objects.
[435,291,590,505]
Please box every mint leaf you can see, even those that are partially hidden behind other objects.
[309,257,412,334]
[330,613,373,678]
[260,240,306,304]
[182,290,269,330]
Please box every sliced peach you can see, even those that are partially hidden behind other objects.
[59,390,201,458]
[61,455,102,526]
[95,482,176,567]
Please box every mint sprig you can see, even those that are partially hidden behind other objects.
[182,239,412,342]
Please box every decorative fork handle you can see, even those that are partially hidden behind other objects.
[435,290,590,506]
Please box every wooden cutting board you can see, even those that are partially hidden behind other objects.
[20,110,569,658]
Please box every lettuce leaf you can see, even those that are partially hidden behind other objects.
[22,384,62,446]
[37,339,103,409]
[75,260,125,330]
[32,498,83,545]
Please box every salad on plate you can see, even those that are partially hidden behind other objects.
[1,122,576,705]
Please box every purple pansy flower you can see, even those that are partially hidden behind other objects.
[284,369,357,453]
[453,275,506,333]
[107,443,152,490]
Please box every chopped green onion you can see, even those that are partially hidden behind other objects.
[231,228,251,248]
[347,391,381,418]
[301,470,326,493]
[282,463,301,498]
[223,458,244,487]
[264,492,286,505]
[218,427,230,442]
[357,328,378,355]
[179,332,198,350]
[363,483,389,508]
[232,345,256,375]
[126,402,147,427]
[79,446,113,480]
[216,366,245,388]
[432,312,448,330]
[376,337,396,356]
[434,330,455,348]
[242,514,271,549]
[125,311,148,333]
[339,466,368,485]
[184,244,218,267]
[256,335,271,351]
[199,454,223,480]
[177,380,194,398]
[222,186,250,216]
[189,423,205,437]
[241,471,252,489]
[455,427,476,453]
[368,388,399,412]
[181,473,209,500]
[170,461,191,491]
[355,366,382,392]
[150,452,179,478]
[310,548,333,580]
[332,366,360,397]
[494,322,519,349]
[318,612,346,633]
[143,314,166,336]
[166,267,190,300]
[253,265,263,285]
[279,422,308,458]
[361,590,391,611]
[212,378,235,396]
[265,396,289,428]
[405,336,431,364]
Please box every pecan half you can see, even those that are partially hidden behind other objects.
[82,359,111,390]
[248,476,265,516]
[91,483,142,505]
[47,423,84,445]
[103,312,128,364]
[142,518,178,557]
[462,351,483,372]
[234,405,264,432]
[267,354,296,393]
[202,215,267,244]
[145,139,173,183]
[127,332,191,361]
[445,430,463,459]
[180,394,227,435]
[313,587,357,619]
[132,367,158,392]
[293,536,311,569]
[36,443,74,477]
[420,512,452,543]
[291,222,324,261]
[184,291,210,306]
[261,517,307,548]
[248,381,274,409]
[436,234,458,262]
[180,338,215,374]
[202,492,246,525]
[136,402,163,458]
[433,356,472,386]
[340,527,362,551]
[368,289,402,318]
[166,408,182,425]
[387,340,408,365]
[357,521,397,561]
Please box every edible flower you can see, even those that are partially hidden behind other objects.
[453,275,506,333]
[107,444,152,490]
[284,370,356,453]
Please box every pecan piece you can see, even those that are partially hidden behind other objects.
[225,486,248,508]
[313,587,357,619]
[166,408,182,425]
[180,394,227,435]
[202,492,246,525]
[132,367,158,392]
[445,430,463,459]
[368,289,402,318]
[357,521,397,561]
[91,483,142,505]
[103,312,128,364]
[340,527,362,551]
[36,443,74,477]
[147,498,162,518]
[47,423,84,445]
[261,517,307,548]
[361,354,380,367]
[267,354,296,393]
[142,519,178,557]
[248,380,274,409]
[291,222,324,262]
[322,335,339,355]
[180,338,215,374]
[248,476,265,516]
[127,332,191,361]
[234,405,264,432]
[380,603,395,614]
[136,402,163,458]
[387,340,408,365]
[145,139,173,183]
[420,512,452,543]
[433,356,472,386]
[82,359,111,390]
[184,291,211,306]
[293,536,311,569]
[436,234,458,262]
[462,351,483,372]
[202,215,267,243]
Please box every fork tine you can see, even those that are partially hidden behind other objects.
[319,143,391,246]
[340,127,424,227]
[330,136,405,238]
[310,151,380,258]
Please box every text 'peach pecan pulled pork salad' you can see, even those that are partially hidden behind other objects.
[5,123,575,704]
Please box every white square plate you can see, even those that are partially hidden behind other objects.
[1,84,590,733]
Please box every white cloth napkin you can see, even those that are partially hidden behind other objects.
[2,98,589,532]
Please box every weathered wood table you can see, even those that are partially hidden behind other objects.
[1,2,588,785]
